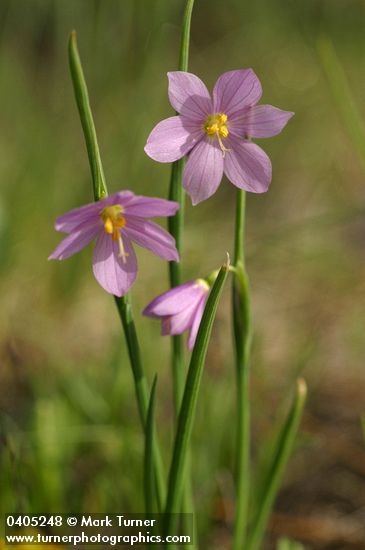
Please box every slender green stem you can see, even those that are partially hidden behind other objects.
[168,0,195,414]
[68,31,165,511]
[164,259,229,537]
[232,189,252,550]
[144,376,158,514]
[167,0,196,535]
[246,380,307,550]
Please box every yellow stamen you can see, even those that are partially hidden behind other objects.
[204,113,230,156]
[100,205,129,263]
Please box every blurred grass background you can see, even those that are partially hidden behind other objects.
[1,0,365,548]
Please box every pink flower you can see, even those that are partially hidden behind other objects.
[143,279,210,350]
[49,191,179,297]
[144,70,294,205]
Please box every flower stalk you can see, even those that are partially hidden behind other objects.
[167,0,196,535]
[168,0,195,413]
[68,30,166,511]
[232,189,252,550]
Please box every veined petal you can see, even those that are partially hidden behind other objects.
[124,218,179,261]
[168,71,212,119]
[230,105,294,138]
[144,116,202,163]
[187,296,207,350]
[224,138,272,193]
[143,281,204,317]
[105,190,136,207]
[183,138,224,205]
[49,223,100,260]
[213,69,262,117]
[92,232,137,297]
[54,202,101,233]
[123,196,179,218]
[161,300,198,336]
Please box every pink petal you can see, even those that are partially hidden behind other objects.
[161,300,198,336]
[123,196,179,218]
[143,281,203,317]
[92,232,137,297]
[124,218,179,261]
[54,192,135,233]
[106,191,136,207]
[167,71,212,120]
[144,116,202,163]
[213,69,262,117]
[187,296,207,350]
[54,202,101,233]
[224,137,272,193]
[183,138,224,205]
[49,223,100,260]
[230,105,294,138]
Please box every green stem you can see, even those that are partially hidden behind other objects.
[144,376,158,514]
[68,31,165,511]
[246,380,307,550]
[167,0,196,536]
[168,0,195,415]
[164,259,229,537]
[232,189,252,550]
[114,296,165,511]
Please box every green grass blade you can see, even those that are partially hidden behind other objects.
[144,375,158,514]
[246,379,307,550]
[68,30,107,201]
[317,36,365,172]
[164,257,230,536]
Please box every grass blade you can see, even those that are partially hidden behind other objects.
[317,36,365,172]
[68,30,107,201]
[144,375,158,514]
[246,379,307,550]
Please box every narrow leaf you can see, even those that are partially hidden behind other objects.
[144,375,158,514]
[246,379,307,550]
[164,256,230,535]
[68,30,107,200]
[317,36,365,172]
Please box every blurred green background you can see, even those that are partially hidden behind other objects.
[1,0,365,548]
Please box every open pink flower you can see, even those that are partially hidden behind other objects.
[145,70,294,205]
[49,191,179,297]
[143,279,210,350]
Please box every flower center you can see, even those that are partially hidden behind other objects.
[204,113,230,156]
[101,205,128,263]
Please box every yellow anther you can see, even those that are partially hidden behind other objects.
[220,126,229,138]
[104,217,114,234]
[203,113,230,155]
[206,122,219,136]
[100,205,128,263]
